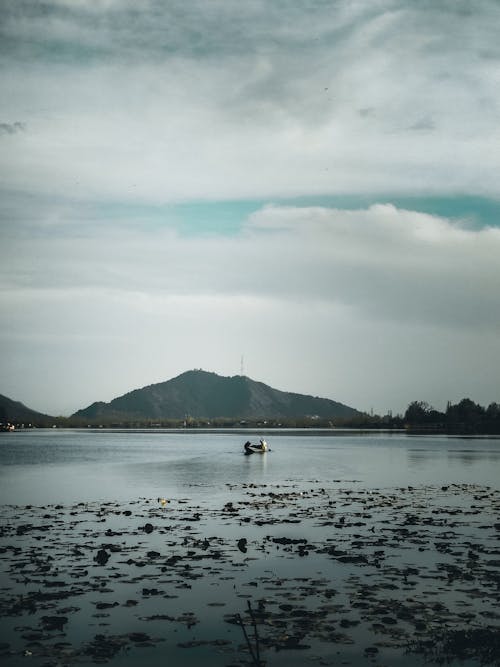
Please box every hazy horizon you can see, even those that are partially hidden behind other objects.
[2,367,497,420]
[1,1,500,416]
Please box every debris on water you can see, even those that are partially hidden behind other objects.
[409,626,500,665]
[1,483,499,666]
[94,549,110,566]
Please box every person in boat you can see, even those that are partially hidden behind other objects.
[244,439,267,453]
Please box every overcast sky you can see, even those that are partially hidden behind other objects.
[1,0,500,417]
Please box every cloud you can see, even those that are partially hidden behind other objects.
[247,204,500,330]
[1,1,499,202]
[2,203,499,331]
[0,121,26,135]
[408,117,435,132]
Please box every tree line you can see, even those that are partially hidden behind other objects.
[336,397,500,434]
[401,398,500,433]
[3,397,500,434]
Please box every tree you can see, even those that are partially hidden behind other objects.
[446,398,484,425]
[404,401,442,424]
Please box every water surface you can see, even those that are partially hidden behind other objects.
[1,429,499,505]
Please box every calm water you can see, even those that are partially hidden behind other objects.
[0,429,499,505]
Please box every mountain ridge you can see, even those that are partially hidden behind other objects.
[72,369,360,423]
[0,394,53,426]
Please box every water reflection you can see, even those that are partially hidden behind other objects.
[129,448,270,499]
[447,448,500,465]
[408,444,500,471]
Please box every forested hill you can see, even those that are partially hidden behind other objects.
[72,370,360,423]
[0,394,53,426]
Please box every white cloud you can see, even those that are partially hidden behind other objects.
[3,203,499,327]
[1,2,500,201]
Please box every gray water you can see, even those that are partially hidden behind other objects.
[1,430,499,667]
[1,429,499,505]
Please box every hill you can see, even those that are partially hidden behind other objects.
[72,370,360,424]
[0,394,54,427]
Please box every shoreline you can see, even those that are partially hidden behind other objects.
[5,426,500,437]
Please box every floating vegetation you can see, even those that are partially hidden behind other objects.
[409,627,500,666]
[0,482,499,665]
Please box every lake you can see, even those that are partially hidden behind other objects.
[1,430,499,667]
[1,429,499,505]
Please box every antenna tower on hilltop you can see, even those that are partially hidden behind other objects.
[240,354,245,376]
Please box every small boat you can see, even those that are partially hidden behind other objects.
[243,438,268,455]
[1,423,15,432]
